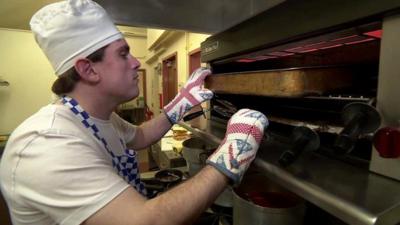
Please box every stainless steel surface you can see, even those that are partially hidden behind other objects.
[180,136,233,207]
[150,142,161,167]
[0,0,285,32]
[201,0,400,62]
[180,120,400,225]
[215,187,233,208]
[369,14,400,180]
[179,120,225,144]
[151,140,186,169]
[334,102,381,154]
[304,96,372,102]
[233,192,305,225]
[278,126,320,167]
[267,116,343,134]
[95,0,285,34]
[233,174,305,225]
[195,0,400,223]
[182,137,216,176]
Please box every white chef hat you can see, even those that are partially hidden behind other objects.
[30,0,123,76]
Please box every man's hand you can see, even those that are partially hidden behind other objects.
[163,67,213,124]
[207,109,268,185]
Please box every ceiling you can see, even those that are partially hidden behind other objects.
[0,0,59,31]
[0,0,285,33]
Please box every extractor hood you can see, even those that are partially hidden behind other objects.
[96,0,286,34]
[0,0,285,33]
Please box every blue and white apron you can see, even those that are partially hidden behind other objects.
[62,96,148,197]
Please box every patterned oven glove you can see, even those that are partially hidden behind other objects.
[163,67,213,124]
[206,109,269,185]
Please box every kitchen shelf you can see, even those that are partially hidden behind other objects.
[179,119,400,225]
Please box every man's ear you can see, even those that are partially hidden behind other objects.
[74,58,100,83]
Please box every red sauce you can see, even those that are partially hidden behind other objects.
[238,191,299,208]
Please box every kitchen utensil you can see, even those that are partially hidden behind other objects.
[183,108,210,122]
[278,126,320,167]
[155,169,183,187]
[334,101,381,154]
[142,169,184,197]
[233,172,305,225]
[182,137,217,176]
[183,95,238,122]
[182,137,233,207]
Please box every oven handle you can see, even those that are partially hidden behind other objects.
[183,96,238,122]
[183,109,209,122]
[183,105,237,122]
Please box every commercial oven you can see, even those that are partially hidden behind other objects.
[180,0,400,224]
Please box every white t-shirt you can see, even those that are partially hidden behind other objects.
[0,104,138,225]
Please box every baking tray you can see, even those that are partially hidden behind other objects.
[205,67,354,97]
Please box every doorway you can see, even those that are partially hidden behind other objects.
[187,48,204,128]
[137,69,147,107]
[162,53,177,107]
[189,48,201,74]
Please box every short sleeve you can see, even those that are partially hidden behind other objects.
[110,112,138,144]
[15,131,129,225]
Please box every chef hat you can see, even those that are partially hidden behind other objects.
[30,0,123,76]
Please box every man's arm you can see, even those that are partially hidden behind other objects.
[128,112,172,150]
[128,67,213,150]
[85,109,268,225]
[83,165,228,225]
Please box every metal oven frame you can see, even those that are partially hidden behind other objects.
[180,1,400,224]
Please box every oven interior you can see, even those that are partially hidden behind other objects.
[206,21,383,169]
[192,3,400,223]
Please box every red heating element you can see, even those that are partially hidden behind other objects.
[236,29,382,63]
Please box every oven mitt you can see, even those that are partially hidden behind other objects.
[163,67,213,124]
[206,109,268,185]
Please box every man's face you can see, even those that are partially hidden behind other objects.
[93,39,141,103]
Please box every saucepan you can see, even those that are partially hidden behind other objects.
[182,137,217,176]
[155,169,183,187]
[141,169,183,197]
[233,172,306,225]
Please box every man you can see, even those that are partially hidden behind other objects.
[0,0,268,224]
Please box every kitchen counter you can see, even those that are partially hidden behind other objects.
[179,119,400,225]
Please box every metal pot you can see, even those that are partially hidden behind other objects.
[155,169,183,187]
[215,186,233,208]
[142,169,184,197]
[182,137,216,176]
[182,137,233,207]
[233,173,305,225]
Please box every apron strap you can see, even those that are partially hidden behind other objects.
[61,95,148,196]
